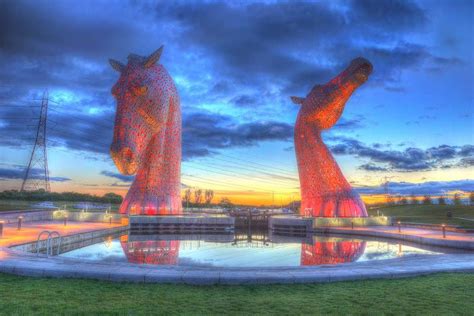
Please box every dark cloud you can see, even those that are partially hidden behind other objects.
[100,171,133,183]
[333,116,365,130]
[350,0,427,32]
[356,180,474,196]
[1,106,293,161]
[358,163,389,172]
[231,95,257,108]
[329,138,473,172]
[0,166,70,182]
[459,145,474,157]
[148,0,454,96]
[183,112,293,159]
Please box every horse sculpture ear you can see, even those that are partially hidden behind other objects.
[109,59,125,72]
[291,96,305,105]
[144,46,164,68]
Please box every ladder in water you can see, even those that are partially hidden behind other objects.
[36,230,62,256]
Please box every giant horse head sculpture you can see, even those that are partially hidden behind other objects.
[292,58,373,217]
[109,46,182,215]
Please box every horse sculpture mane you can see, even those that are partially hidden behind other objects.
[109,46,182,215]
[292,57,372,217]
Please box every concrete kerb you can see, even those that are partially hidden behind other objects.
[1,248,473,284]
[311,227,474,250]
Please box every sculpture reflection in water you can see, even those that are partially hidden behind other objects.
[301,239,366,265]
[118,235,366,267]
[120,236,180,265]
[292,58,373,217]
[109,46,182,215]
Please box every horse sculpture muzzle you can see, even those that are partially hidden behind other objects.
[110,146,137,175]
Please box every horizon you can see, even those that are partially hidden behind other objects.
[0,0,473,206]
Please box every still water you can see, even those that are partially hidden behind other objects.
[59,233,446,268]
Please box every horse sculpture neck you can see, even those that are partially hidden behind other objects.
[292,58,372,218]
[124,83,182,215]
[295,118,365,217]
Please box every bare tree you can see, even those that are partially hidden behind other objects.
[470,192,474,205]
[410,194,418,205]
[194,189,203,206]
[422,195,432,205]
[453,193,462,206]
[219,197,233,209]
[438,196,446,205]
[205,189,214,205]
[183,188,192,208]
[399,196,408,205]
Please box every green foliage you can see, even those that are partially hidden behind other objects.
[219,197,233,209]
[438,196,446,205]
[370,204,474,228]
[422,195,432,205]
[0,190,122,204]
[453,193,462,206]
[0,273,472,315]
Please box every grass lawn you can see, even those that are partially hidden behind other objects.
[368,204,474,229]
[0,273,472,315]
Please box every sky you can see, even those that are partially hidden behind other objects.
[0,0,473,205]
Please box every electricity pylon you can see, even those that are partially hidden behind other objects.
[21,91,50,192]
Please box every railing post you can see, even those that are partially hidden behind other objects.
[17,216,23,230]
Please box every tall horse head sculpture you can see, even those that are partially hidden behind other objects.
[109,46,182,215]
[292,57,373,217]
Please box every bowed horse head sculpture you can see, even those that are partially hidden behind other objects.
[109,46,182,215]
[292,57,373,217]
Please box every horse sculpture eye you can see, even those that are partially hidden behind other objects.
[132,85,148,96]
[111,86,120,97]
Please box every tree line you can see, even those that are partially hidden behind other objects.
[0,189,123,204]
[386,192,474,206]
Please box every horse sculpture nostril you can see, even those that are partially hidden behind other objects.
[121,147,135,164]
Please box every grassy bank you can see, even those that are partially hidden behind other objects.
[369,204,474,228]
[0,200,120,213]
[0,273,472,315]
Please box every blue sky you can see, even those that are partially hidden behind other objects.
[0,0,472,204]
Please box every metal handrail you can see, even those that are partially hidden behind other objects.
[36,230,62,256]
[49,231,62,256]
[36,230,51,256]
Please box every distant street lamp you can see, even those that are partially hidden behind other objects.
[398,221,401,233]
[17,216,24,231]
[442,224,446,238]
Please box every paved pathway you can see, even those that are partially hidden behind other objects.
[0,247,473,284]
[333,226,474,241]
[313,226,474,250]
[0,221,123,248]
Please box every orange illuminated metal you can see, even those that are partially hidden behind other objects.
[292,58,372,217]
[109,46,182,215]
[120,240,180,265]
[301,240,366,265]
